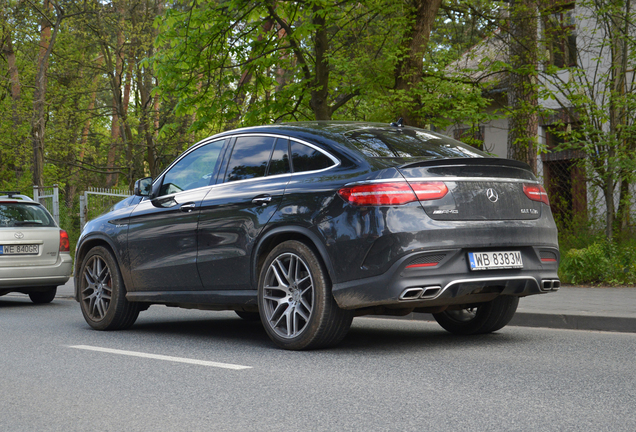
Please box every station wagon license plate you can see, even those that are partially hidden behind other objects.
[1,244,39,255]
[468,251,523,271]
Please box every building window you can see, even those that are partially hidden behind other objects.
[453,126,485,150]
[541,124,587,227]
[543,2,577,68]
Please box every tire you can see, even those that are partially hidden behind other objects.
[29,287,57,304]
[258,240,353,350]
[433,296,519,335]
[79,246,140,330]
[235,310,261,321]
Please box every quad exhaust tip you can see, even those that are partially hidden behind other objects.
[399,286,442,301]
[541,279,561,292]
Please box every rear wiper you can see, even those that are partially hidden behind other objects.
[14,221,43,226]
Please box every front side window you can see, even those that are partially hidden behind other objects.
[160,140,226,196]
[225,136,276,182]
[0,203,55,227]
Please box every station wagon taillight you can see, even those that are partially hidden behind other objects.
[338,182,447,206]
[59,230,70,252]
[523,184,550,206]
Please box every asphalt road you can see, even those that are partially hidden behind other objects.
[2,295,635,432]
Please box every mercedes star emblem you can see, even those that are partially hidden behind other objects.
[486,188,499,203]
[14,231,24,239]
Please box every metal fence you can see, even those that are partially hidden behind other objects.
[33,185,60,226]
[79,187,132,231]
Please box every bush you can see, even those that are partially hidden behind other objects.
[559,239,636,286]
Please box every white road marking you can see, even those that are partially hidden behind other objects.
[68,345,252,370]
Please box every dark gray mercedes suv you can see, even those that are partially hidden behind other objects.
[74,121,559,350]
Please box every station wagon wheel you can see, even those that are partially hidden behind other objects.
[433,296,519,335]
[28,287,57,304]
[79,246,139,330]
[258,240,353,350]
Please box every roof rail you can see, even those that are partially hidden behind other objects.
[0,191,21,198]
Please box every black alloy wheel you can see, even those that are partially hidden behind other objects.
[433,295,519,335]
[79,246,139,330]
[258,240,353,350]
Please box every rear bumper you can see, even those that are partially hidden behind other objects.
[0,253,72,290]
[332,246,559,309]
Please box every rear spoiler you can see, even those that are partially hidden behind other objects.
[399,157,532,172]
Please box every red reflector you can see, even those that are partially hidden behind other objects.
[59,229,70,252]
[523,184,550,206]
[541,258,557,262]
[409,182,448,201]
[338,183,417,206]
[405,262,439,269]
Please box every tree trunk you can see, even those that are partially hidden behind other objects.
[310,5,331,120]
[1,23,23,186]
[105,3,127,188]
[506,0,538,174]
[31,0,61,190]
[394,0,443,128]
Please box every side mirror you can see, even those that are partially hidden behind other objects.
[134,177,153,197]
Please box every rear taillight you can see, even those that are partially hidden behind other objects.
[338,182,448,206]
[59,229,70,252]
[409,182,448,201]
[523,184,550,206]
[338,183,416,206]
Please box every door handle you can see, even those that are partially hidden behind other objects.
[251,196,272,206]
[180,202,196,213]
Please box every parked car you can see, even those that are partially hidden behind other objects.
[0,192,72,303]
[74,121,560,349]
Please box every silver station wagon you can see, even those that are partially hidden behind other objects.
[0,192,72,303]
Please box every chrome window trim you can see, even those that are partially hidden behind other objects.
[344,177,539,187]
[155,133,340,190]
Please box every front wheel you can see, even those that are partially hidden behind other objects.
[433,296,519,335]
[79,246,139,330]
[258,241,353,350]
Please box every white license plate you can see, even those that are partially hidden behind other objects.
[1,244,39,255]
[468,251,523,271]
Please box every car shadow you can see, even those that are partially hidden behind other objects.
[127,313,272,348]
[120,311,533,353]
[338,320,532,353]
[0,297,60,308]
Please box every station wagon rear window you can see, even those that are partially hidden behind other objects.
[344,128,487,160]
[0,203,55,227]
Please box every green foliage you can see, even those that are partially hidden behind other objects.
[153,0,496,132]
[560,238,636,286]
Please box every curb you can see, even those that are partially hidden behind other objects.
[383,312,636,334]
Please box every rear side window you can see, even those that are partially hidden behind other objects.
[267,139,291,176]
[225,136,276,182]
[344,128,487,160]
[0,203,55,227]
[290,141,335,173]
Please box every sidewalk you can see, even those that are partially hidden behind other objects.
[13,280,636,333]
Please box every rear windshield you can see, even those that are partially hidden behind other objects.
[343,128,487,160]
[0,203,56,227]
